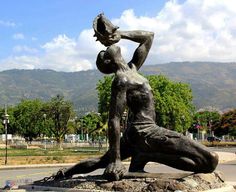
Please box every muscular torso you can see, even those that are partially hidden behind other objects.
[114,67,156,124]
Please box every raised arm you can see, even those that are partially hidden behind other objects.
[120,30,154,70]
[93,14,154,70]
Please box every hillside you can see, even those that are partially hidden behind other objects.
[0,69,104,114]
[0,62,236,113]
[142,62,236,110]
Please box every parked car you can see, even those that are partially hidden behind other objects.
[207,136,221,142]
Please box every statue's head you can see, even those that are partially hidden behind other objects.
[96,50,113,74]
[96,45,121,74]
[93,13,119,46]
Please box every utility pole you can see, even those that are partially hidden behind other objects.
[3,105,9,165]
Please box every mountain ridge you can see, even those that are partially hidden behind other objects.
[1,61,236,113]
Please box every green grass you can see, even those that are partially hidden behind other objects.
[0,147,106,157]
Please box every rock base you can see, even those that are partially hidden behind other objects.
[21,171,235,192]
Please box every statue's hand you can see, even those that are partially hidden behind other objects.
[107,31,121,45]
[98,31,121,47]
[103,160,126,181]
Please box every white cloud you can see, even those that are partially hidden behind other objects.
[40,34,93,71]
[74,0,236,68]
[109,0,236,64]
[1,56,39,71]
[13,45,38,53]
[0,20,16,27]
[1,0,236,71]
[1,34,94,72]
[13,33,25,40]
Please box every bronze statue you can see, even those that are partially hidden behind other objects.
[49,14,218,182]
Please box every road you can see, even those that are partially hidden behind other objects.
[209,146,236,153]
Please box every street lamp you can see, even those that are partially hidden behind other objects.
[209,119,213,136]
[43,113,47,150]
[2,105,9,165]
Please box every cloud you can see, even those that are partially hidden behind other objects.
[40,34,93,71]
[13,33,25,40]
[0,20,16,27]
[1,0,236,72]
[13,45,38,53]
[68,0,236,69]
[1,56,39,71]
[110,0,236,64]
[1,34,95,72]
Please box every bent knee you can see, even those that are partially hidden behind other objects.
[208,151,219,172]
[201,151,219,173]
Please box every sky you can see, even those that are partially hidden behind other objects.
[0,0,236,72]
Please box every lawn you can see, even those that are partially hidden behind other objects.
[0,147,106,165]
[0,142,235,165]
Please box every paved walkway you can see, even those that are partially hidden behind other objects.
[215,151,236,163]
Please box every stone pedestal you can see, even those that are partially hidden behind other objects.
[20,171,235,192]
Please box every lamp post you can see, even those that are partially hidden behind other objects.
[3,105,9,165]
[209,119,213,136]
[43,113,47,150]
[74,116,78,141]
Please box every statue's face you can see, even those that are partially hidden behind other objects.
[96,45,121,74]
[96,35,113,47]
[96,50,114,74]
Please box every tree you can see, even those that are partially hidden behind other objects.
[96,75,113,123]
[12,99,44,142]
[190,110,221,134]
[44,95,73,148]
[96,76,113,137]
[96,74,195,133]
[147,75,194,132]
[78,112,103,141]
[213,109,236,137]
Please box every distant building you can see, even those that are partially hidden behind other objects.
[65,134,78,143]
[197,106,223,114]
[1,134,12,141]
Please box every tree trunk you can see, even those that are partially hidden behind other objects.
[56,138,63,150]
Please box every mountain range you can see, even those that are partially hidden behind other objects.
[0,61,236,114]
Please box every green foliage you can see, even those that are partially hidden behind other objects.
[0,95,75,144]
[44,95,74,145]
[78,112,103,139]
[12,99,44,142]
[147,75,194,132]
[191,110,221,133]
[96,75,113,123]
[214,109,236,136]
